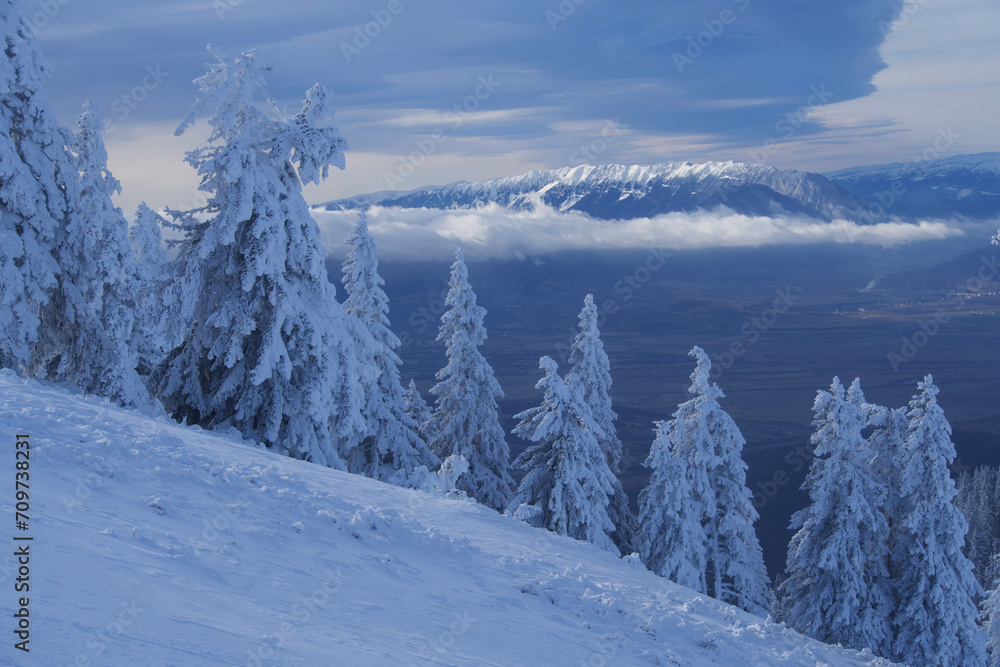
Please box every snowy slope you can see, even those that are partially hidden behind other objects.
[322,162,876,223]
[0,370,894,666]
[828,152,1000,221]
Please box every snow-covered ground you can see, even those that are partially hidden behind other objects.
[0,370,894,666]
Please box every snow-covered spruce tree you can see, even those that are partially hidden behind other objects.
[426,249,513,510]
[891,375,986,666]
[984,560,1000,667]
[956,466,1000,589]
[151,45,372,467]
[129,202,173,375]
[404,378,433,439]
[341,211,438,485]
[778,377,891,654]
[864,401,908,517]
[566,293,635,555]
[510,355,618,553]
[637,419,706,591]
[33,102,154,410]
[0,2,74,371]
[637,347,769,616]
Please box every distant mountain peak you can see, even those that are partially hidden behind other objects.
[827,152,1000,221]
[321,160,877,223]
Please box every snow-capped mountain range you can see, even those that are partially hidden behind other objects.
[827,152,1000,221]
[324,161,877,222]
[323,154,1000,224]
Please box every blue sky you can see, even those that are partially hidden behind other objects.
[27,0,1000,213]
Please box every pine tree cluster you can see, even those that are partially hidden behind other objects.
[2,6,997,664]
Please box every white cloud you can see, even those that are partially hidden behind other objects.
[313,202,965,262]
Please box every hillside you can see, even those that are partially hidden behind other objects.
[0,370,893,666]
[322,161,876,223]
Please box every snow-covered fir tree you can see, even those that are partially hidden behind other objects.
[984,561,1000,667]
[566,293,635,555]
[128,202,174,374]
[404,379,433,438]
[891,375,986,666]
[0,2,73,371]
[864,402,908,521]
[637,419,706,591]
[778,377,891,654]
[510,355,618,553]
[426,249,513,510]
[151,46,372,467]
[956,466,1000,589]
[341,211,438,485]
[33,102,153,411]
[636,347,769,616]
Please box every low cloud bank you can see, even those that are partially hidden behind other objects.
[312,202,965,262]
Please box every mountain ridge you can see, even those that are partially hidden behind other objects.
[827,151,1000,221]
[322,160,878,223]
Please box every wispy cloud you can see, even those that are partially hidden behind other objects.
[313,202,964,262]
